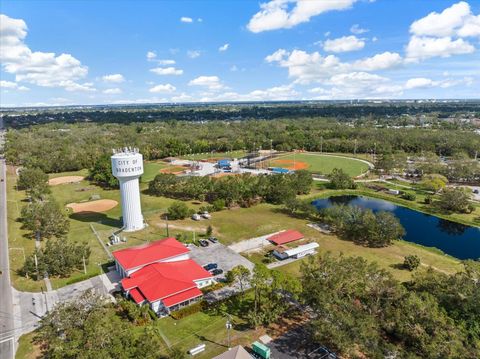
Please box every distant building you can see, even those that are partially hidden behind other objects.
[113,237,214,315]
[273,242,319,260]
[212,346,252,359]
[268,229,304,245]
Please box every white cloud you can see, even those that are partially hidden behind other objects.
[101,74,125,83]
[406,36,475,61]
[323,35,365,53]
[197,18,203,23]
[103,88,122,94]
[350,24,369,34]
[146,51,156,60]
[219,43,229,52]
[404,77,435,89]
[410,1,479,37]
[150,67,183,75]
[353,51,403,71]
[187,50,201,59]
[265,49,289,63]
[247,0,358,33]
[0,14,91,91]
[63,82,96,92]
[0,80,29,91]
[157,59,176,65]
[149,84,176,93]
[180,17,193,23]
[188,75,224,90]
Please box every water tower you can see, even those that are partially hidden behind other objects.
[111,147,145,232]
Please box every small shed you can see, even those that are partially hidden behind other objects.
[268,229,304,245]
[217,159,231,169]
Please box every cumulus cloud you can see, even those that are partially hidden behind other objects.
[146,51,157,60]
[0,80,29,91]
[218,43,229,52]
[406,2,479,60]
[103,88,122,94]
[149,84,176,93]
[406,36,474,61]
[157,59,175,65]
[188,75,224,90]
[0,14,91,92]
[410,1,479,38]
[404,77,435,89]
[102,74,125,83]
[150,67,183,75]
[247,0,358,33]
[187,50,201,59]
[180,17,193,23]
[323,35,365,53]
[265,49,402,84]
[350,24,369,34]
[404,76,473,90]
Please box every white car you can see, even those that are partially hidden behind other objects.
[192,213,201,221]
[201,212,211,219]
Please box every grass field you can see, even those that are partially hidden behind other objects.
[269,152,370,177]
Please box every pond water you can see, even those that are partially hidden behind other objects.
[312,195,480,260]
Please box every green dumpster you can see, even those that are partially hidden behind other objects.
[252,341,270,359]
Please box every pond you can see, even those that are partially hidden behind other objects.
[312,195,480,260]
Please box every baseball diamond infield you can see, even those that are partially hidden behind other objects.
[48,176,85,185]
[66,199,118,213]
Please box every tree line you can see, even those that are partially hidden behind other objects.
[5,118,479,173]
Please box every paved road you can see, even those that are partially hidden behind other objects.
[0,117,15,359]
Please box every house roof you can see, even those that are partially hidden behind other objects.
[162,287,203,307]
[268,229,304,245]
[122,259,213,304]
[112,237,190,271]
[283,242,319,256]
[212,346,252,359]
[129,287,146,304]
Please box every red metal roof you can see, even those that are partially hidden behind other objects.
[129,287,146,304]
[112,237,190,271]
[162,287,203,307]
[121,259,212,304]
[268,229,304,245]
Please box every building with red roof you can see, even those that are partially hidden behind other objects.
[112,238,214,315]
[268,229,304,245]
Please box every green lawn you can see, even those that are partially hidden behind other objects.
[271,153,370,177]
[141,161,170,183]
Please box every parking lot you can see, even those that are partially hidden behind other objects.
[187,241,254,278]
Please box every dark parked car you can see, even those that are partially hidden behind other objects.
[211,268,223,276]
[208,237,218,243]
[199,240,209,247]
[203,263,217,271]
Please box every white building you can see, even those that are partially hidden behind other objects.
[273,242,319,260]
[111,147,145,231]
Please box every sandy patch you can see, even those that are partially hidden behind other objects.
[67,199,118,213]
[48,176,84,186]
[270,159,309,170]
[159,166,185,174]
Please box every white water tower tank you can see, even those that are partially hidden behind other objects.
[111,148,145,232]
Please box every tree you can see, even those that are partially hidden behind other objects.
[21,198,70,239]
[367,211,405,247]
[167,201,192,220]
[327,168,357,189]
[289,169,313,194]
[227,265,251,296]
[89,154,119,189]
[17,167,51,200]
[438,187,471,213]
[421,174,448,193]
[205,225,213,237]
[22,239,90,279]
[403,254,421,271]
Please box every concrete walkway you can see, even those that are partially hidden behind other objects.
[227,231,282,253]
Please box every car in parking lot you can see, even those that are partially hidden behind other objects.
[208,237,218,243]
[199,239,209,247]
[210,268,223,276]
[203,263,217,271]
[201,211,211,219]
[192,213,201,221]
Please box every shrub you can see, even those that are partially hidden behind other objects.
[401,192,416,201]
[403,255,421,271]
[167,201,191,220]
[424,196,433,204]
[170,301,206,320]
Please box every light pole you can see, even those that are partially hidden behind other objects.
[226,314,233,349]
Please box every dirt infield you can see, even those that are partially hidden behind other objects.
[48,176,85,186]
[269,159,309,170]
[159,166,186,174]
[67,199,118,213]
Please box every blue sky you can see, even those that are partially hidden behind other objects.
[1,0,479,107]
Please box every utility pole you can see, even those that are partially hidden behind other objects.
[320,136,323,153]
[354,139,357,157]
[226,314,232,349]
[83,255,87,274]
[34,253,39,280]
[165,215,169,237]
